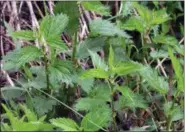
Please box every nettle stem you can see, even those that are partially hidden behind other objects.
[72,32,77,66]
[107,79,117,132]
[43,51,50,91]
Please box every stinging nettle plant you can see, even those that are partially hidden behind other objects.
[1,1,184,132]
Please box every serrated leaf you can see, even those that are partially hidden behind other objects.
[88,50,107,69]
[116,86,147,109]
[81,1,110,16]
[150,50,168,59]
[108,46,114,70]
[139,66,168,94]
[90,19,130,38]
[32,96,57,116]
[122,1,134,17]
[113,61,142,76]
[40,13,68,39]
[50,118,79,131]
[76,37,105,59]
[54,2,79,36]
[46,36,67,51]
[121,16,146,32]
[153,35,178,46]
[164,102,183,121]
[81,107,111,131]
[17,46,42,65]
[79,78,94,94]
[168,47,184,93]
[11,30,37,41]
[74,98,106,112]
[80,68,109,79]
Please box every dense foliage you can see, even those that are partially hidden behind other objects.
[0,1,184,131]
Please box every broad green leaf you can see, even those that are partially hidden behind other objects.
[11,30,37,41]
[46,36,67,51]
[50,118,79,131]
[121,16,146,32]
[113,61,142,76]
[89,83,111,102]
[164,102,183,121]
[74,97,106,112]
[20,104,37,122]
[90,19,130,38]
[89,50,107,69]
[139,66,168,94]
[32,96,57,116]
[150,50,168,59]
[81,107,111,131]
[168,47,184,92]
[80,68,109,79]
[54,2,79,36]
[108,46,114,70]
[76,37,105,59]
[116,86,147,109]
[81,1,110,16]
[79,78,94,94]
[17,46,42,65]
[40,13,68,39]
[122,1,134,17]
[150,9,170,26]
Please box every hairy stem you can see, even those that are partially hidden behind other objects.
[107,79,117,132]
[43,51,50,91]
[72,32,77,66]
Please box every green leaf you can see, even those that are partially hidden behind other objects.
[74,97,106,112]
[152,35,178,46]
[150,9,170,26]
[164,102,183,121]
[20,104,37,122]
[81,1,110,16]
[11,30,37,41]
[32,96,57,116]
[17,46,42,65]
[54,2,79,36]
[40,13,68,39]
[150,50,168,59]
[122,1,134,17]
[81,107,111,131]
[116,86,147,109]
[80,68,109,79]
[90,19,130,38]
[113,61,142,76]
[89,50,107,69]
[50,118,79,131]
[76,37,105,59]
[139,66,168,94]
[79,78,94,94]
[46,36,67,51]
[168,47,184,93]
[121,16,146,32]
[108,46,114,70]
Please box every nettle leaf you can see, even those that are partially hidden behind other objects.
[54,2,79,36]
[11,30,37,41]
[164,102,183,121]
[81,1,110,16]
[90,19,130,38]
[32,96,57,116]
[132,2,152,24]
[89,83,111,102]
[116,86,147,109]
[50,118,79,131]
[49,60,73,85]
[40,13,68,38]
[150,9,170,26]
[17,45,42,65]
[150,50,168,59]
[74,97,106,112]
[168,47,184,93]
[122,1,134,17]
[76,37,105,59]
[81,107,111,131]
[108,46,114,70]
[89,50,107,69]
[46,36,67,51]
[80,68,109,79]
[121,16,146,32]
[153,35,184,56]
[79,78,94,94]
[113,61,142,76]
[139,66,168,94]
